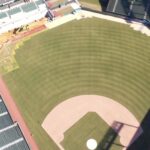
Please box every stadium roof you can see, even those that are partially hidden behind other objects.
[107,0,150,21]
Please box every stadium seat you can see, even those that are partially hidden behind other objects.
[0,12,8,19]
[21,2,37,12]
[7,7,22,16]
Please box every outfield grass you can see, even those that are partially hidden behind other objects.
[3,18,150,150]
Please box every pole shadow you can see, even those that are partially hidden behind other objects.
[96,121,124,150]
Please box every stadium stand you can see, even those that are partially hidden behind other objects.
[35,0,45,6]
[7,7,22,16]
[0,0,14,6]
[0,12,8,19]
[0,0,80,34]
[21,2,37,12]
[106,0,150,21]
[0,96,30,150]
[0,5,8,11]
[9,0,24,8]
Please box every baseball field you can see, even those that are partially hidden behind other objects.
[3,18,150,150]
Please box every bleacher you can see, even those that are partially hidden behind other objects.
[0,114,13,130]
[35,0,45,6]
[9,0,24,8]
[0,0,80,34]
[106,0,150,21]
[0,96,30,150]
[0,12,8,20]
[131,0,146,19]
[5,140,30,150]
[7,7,22,16]
[21,2,37,12]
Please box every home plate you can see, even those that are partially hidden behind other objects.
[86,139,98,150]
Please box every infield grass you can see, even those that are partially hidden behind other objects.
[62,112,122,150]
[3,18,150,150]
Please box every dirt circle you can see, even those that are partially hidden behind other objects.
[42,95,142,150]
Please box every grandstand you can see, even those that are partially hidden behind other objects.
[0,0,48,34]
[106,0,150,21]
[0,96,30,150]
[0,0,15,6]
[0,0,80,34]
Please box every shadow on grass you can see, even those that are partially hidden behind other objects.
[96,121,124,150]
[96,108,150,150]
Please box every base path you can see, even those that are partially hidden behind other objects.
[42,95,143,150]
[0,77,39,150]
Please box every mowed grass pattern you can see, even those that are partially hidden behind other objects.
[3,18,150,150]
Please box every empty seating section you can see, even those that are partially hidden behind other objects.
[107,0,150,21]
[9,0,24,8]
[106,0,118,12]
[0,12,7,19]
[132,0,145,18]
[35,0,44,6]
[0,96,30,150]
[5,140,30,150]
[0,101,7,114]
[0,0,49,34]
[56,6,73,16]
[0,115,13,130]
[21,2,37,12]
[116,0,130,15]
[7,7,21,16]
[0,126,22,147]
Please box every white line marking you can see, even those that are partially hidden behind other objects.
[113,0,119,12]
[0,138,24,150]
[0,112,8,117]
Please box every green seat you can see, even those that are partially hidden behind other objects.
[21,2,37,12]
[7,7,21,16]
[35,0,44,6]
[0,12,7,19]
